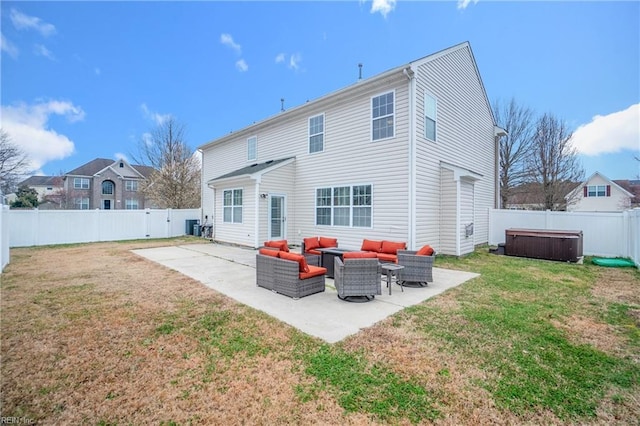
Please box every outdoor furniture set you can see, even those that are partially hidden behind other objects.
[257,237,435,302]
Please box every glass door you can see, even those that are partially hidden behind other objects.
[269,194,286,240]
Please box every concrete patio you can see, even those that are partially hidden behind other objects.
[133,243,479,343]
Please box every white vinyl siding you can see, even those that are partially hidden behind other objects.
[309,114,324,153]
[247,136,257,161]
[371,91,394,141]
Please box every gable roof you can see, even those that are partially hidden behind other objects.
[199,41,494,151]
[565,171,634,199]
[207,157,295,185]
[19,175,59,187]
[65,158,155,179]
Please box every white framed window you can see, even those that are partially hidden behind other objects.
[587,185,607,197]
[102,180,114,195]
[74,178,89,189]
[223,189,243,223]
[371,91,394,141]
[125,180,138,192]
[247,136,257,161]
[125,199,139,209]
[309,114,324,153]
[315,184,372,227]
[424,93,437,141]
[74,197,89,210]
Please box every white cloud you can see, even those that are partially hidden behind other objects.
[370,0,397,18]
[1,33,19,58]
[275,53,285,64]
[289,53,302,71]
[572,103,640,156]
[220,33,241,54]
[140,103,171,125]
[34,44,55,60]
[10,8,56,37]
[457,0,479,10]
[0,100,84,172]
[235,59,248,72]
[114,153,129,162]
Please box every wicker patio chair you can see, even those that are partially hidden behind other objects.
[334,257,381,302]
[396,250,435,287]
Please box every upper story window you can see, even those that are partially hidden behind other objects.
[315,184,372,228]
[586,185,608,197]
[73,178,89,189]
[247,136,257,161]
[309,114,324,153]
[125,199,139,210]
[125,180,138,192]
[424,94,437,141]
[372,91,394,141]
[102,180,114,195]
[223,189,243,223]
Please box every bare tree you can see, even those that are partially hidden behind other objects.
[132,118,201,209]
[0,129,30,196]
[527,113,584,211]
[492,98,536,208]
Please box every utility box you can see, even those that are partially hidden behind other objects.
[185,219,199,236]
[505,229,583,263]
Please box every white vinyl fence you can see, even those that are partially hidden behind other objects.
[6,208,201,249]
[1,205,9,272]
[488,208,640,266]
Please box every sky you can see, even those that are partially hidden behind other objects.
[1,0,639,182]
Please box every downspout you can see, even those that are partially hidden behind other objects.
[254,177,261,249]
[405,66,416,250]
[456,178,461,256]
[494,126,507,209]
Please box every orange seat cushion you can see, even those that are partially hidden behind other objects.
[381,240,406,254]
[376,253,398,263]
[343,251,378,259]
[361,239,382,252]
[303,236,320,252]
[306,249,322,256]
[279,251,310,273]
[417,245,435,256]
[299,265,327,280]
[264,240,289,252]
[259,248,280,257]
[319,237,338,248]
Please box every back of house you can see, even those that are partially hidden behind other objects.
[199,41,501,256]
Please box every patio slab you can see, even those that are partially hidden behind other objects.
[133,243,479,343]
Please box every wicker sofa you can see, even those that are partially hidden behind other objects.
[397,249,436,286]
[256,249,327,299]
[300,236,338,266]
[334,256,382,302]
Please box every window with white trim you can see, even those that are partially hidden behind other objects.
[74,178,89,189]
[247,136,257,161]
[125,199,139,209]
[424,94,437,141]
[587,185,607,197]
[372,91,394,141]
[315,184,372,227]
[309,114,324,153]
[223,189,243,223]
[125,180,138,191]
[74,197,89,210]
[102,180,114,195]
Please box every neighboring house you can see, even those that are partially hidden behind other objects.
[199,42,505,256]
[613,179,640,209]
[63,158,155,210]
[17,175,62,202]
[565,172,634,212]
[505,181,578,211]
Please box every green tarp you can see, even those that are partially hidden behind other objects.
[591,258,637,268]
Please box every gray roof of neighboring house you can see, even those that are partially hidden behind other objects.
[208,157,294,183]
[65,158,155,178]
[19,175,59,187]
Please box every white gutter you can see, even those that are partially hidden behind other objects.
[405,66,416,250]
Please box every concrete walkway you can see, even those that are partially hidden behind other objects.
[133,243,479,343]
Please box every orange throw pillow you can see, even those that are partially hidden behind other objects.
[303,236,321,252]
[259,248,280,257]
[361,239,382,252]
[319,237,338,248]
[279,251,310,273]
[264,240,289,252]
[343,251,378,259]
[417,245,435,256]
[381,240,406,254]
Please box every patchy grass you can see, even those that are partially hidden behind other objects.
[1,240,638,424]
